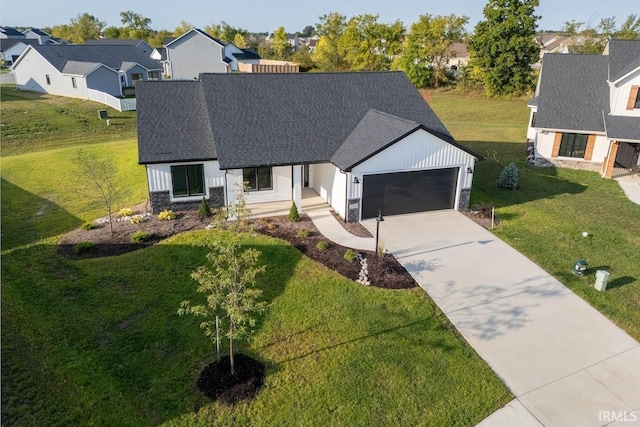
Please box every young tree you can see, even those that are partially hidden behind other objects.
[392,14,468,88]
[271,26,293,60]
[312,12,347,71]
[233,32,248,48]
[56,13,105,43]
[338,14,405,71]
[468,0,540,97]
[71,150,119,234]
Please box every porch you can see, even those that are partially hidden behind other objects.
[248,188,335,219]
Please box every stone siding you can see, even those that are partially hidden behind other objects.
[149,187,225,214]
[346,198,361,223]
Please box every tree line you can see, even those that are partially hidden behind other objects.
[39,1,639,97]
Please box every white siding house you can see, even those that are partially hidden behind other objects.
[164,29,229,79]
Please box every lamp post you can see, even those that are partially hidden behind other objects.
[375,209,384,258]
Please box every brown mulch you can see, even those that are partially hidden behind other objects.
[56,206,418,289]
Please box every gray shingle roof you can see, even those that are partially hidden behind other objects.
[604,114,640,142]
[534,53,609,133]
[85,39,143,46]
[137,80,216,163]
[138,72,460,168]
[29,45,162,74]
[331,110,424,171]
[607,39,640,82]
[0,38,38,52]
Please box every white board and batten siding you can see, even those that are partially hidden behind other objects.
[349,129,476,203]
[535,131,610,163]
[609,73,640,117]
[226,166,292,205]
[310,163,347,217]
[146,161,225,202]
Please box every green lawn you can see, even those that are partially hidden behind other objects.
[1,85,137,156]
[2,89,511,425]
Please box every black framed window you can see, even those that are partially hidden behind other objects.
[635,89,640,109]
[171,164,205,197]
[131,73,143,84]
[243,166,272,191]
[71,77,77,88]
[559,133,588,158]
[530,112,536,127]
[45,74,50,85]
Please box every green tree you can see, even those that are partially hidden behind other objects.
[312,12,347,71]
[172,21,194,37]
[290,45,315,71]
[392,14,468,88]
[271,26,293,60]
[300,25,315,38]
[54,13,105,43]
[233,32,248,48]
[338,14,405,71]
[147,29,172,48]
[468,0,540,97]
[615,14,640,39]
[103,26,122,39]
[205,21,247,42]
[120,10,152,40]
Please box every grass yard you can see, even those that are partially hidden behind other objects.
[1,88,511,425]
[1,85,137,156]
[429,89,640,341]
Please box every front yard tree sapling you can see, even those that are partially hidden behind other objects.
[178,233,267,376]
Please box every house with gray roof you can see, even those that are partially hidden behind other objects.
[11,44,163,111]
[527,39,640,178]
[85,39,153,55]
[0,39,38,66]
[137,71,480,221]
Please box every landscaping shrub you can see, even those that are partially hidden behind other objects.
[344,248,359,263]
[81,222,98,230]
[158,210,176,220]
[131,230,150,243]
[199,197,212,217]
[267,223,277,230]
[497,163,519,190]
[129,214,145,224]
[75,241,94,254]
[296,228,311,238]
[288,202,300,222]
[119,207,133,217]
[316,241,330,251]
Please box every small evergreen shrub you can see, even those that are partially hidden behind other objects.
[131,230,150,243]
[296,228,311,238]
[129,214,145,224]
[81,222,98,230]
[288,202,300,222]
[316,241,330,251]
[497,163,519,190]
[199,197,212,217]
[75,241,94,254]
[119,207,134,217]
[158,210,176,220]
[344,248,359,263]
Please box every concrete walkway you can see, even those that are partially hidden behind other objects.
[615,177,640,205]
[361,211,640,427]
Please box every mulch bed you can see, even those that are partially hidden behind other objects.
[56,206,418,289]
[197,354,265,404]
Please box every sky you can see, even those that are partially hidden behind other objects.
[1,0,637,34]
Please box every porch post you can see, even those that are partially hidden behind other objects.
[602,142,619,179]
[293,164,303,212]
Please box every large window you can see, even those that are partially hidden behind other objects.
[243,166,272,191]
[559,133,589,158]
[131,73,143,84]
[148,71,160,80]
[171,164,205,197]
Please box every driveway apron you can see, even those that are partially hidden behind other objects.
[362,210,640,427]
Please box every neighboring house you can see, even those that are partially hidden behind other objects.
[448,42,469,69]
[23,28,61,45]
[162,29,230,79]
[12,45,163,110]
[85,39,153,55]
[527,39,640,178]
[137,72,480,222]
[0,26,26,39]
[0,39,38,66]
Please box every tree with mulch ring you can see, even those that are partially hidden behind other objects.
[197,354,265,404]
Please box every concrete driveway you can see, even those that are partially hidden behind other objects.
[362,210,640,427]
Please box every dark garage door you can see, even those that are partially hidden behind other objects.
[361,168,458,219]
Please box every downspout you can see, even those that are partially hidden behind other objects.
[344,170,349,223]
